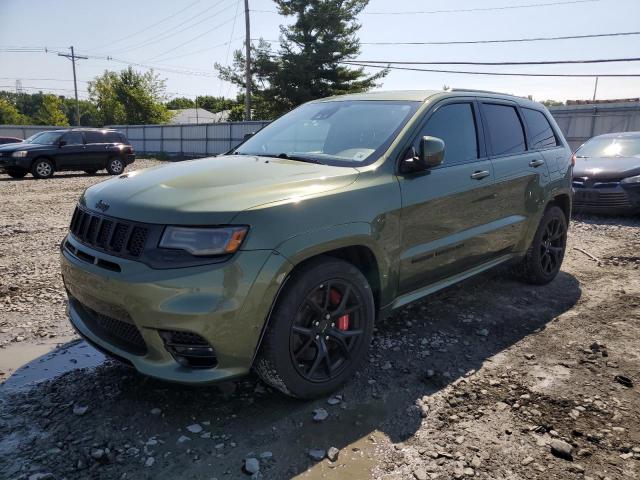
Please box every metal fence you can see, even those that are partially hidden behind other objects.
[2,101,640,155]
[548,102,640,150]
[108,121,270,157]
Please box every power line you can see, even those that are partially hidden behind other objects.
[343,62,640,77]
[349,57,640,66]
[0,77,89,83]
[251,0,601,16]
[143,14,240,62]
[364,0,600,14]
[107,0,236,55]
[152,36,244,63]
[358,30,640,45]
[83,0,202,52]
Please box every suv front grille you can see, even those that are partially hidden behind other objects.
[69,206,150,259]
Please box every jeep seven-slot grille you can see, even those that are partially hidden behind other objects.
[69,206,149,258]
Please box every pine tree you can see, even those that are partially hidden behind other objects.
[217,0,385,118]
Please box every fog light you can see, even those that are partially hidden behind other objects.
[159,330,218,369]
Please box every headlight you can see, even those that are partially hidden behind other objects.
[11,150,28,158]
[621,174,640,185]
[159,226,248,256]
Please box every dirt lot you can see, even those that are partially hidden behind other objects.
[1,160,639,480]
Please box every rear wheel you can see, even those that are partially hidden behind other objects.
[31,158,54,179]
[106,157,125,175]
[7,169,27,179]
[255,257,375,399]
[517,205,567,285]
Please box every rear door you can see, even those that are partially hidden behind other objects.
[521,106,566,176]
[84,130,111,167]
[54,131,86,169]
[397,99,500,295]
[479,101,549,250]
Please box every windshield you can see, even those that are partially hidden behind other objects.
[25,131,62,145]
[234,100,420,166]
[576,137,640,158]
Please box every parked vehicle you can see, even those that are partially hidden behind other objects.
[572,132,640,214]
[0,128,135,179]
[0,136,23,145]
[60,90,572,398]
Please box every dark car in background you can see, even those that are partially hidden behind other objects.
[0,129,135,179]
[0,136,23,145]
[572,132,640,214]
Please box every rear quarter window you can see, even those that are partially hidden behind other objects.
[522,108,559,149]
[481,103,526,156]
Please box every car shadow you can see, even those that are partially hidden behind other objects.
[0,269,581,479]
[0,172,110,182]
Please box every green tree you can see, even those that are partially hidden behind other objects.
[0,97,29,125]
[33,94,69,126]
[89,66,172,125]
[217,1,385,119]
[542,99,565,107]
[62,98,102,127]
[195,95,236,113]
[166,97,195,110]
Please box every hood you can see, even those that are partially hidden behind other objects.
[573,156,640,181]
[0,142,50,153]
[81,155,359,224]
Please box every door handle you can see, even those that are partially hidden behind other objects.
[529,159,545,168]
[470,170,490,180]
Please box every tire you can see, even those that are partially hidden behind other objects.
[7,169,27,179]
[31,158,54,179]
[106,157,125,175]
[84,169,98,175]
[517,205,568,285]
[255,257,375,399]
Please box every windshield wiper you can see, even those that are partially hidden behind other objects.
[266,153,325,165]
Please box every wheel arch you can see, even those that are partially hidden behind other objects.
[31,154,56,169]
[548,192,571,221]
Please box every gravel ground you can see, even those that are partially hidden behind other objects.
[1,162,639,480]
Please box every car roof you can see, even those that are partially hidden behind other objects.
[312,89,546,110]
[592,131,640,139]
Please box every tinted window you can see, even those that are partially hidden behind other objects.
[482,104,526,156]
[63,132,84,145]
[84,131,103,144]
[416,103,478,165]
[523,108,558,149]
[105,132,124,143]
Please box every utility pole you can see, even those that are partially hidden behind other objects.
[58,46,87,126]
[244,0,252,121]
[592,76,599,102]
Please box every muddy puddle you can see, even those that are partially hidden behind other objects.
[0,337,105,391]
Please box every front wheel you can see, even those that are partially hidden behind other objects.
[255,257,375,399]
[106,157,125,175]
[517,205,568,285]
[31,158,54,179]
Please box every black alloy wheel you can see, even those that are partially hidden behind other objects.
[290,280,365,383]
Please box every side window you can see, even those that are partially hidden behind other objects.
[84,131,103,144]
[63,132,84,145]
[522,108,558,149]
[482,103,526,156]
[105,132,122,143]
[416,103,478,165]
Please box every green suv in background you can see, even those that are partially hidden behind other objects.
[60,90,572,398]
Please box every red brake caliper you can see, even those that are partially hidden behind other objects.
[330,288,350,331]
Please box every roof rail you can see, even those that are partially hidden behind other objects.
[450,88,510,95]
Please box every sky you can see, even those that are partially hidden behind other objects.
[1,0,639,103]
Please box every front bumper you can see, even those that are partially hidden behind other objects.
[60,234,292,384]
[572,183,640,214]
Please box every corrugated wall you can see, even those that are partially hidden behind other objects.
[2,102,639,155]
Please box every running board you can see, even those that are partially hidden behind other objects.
[391,254,515,310]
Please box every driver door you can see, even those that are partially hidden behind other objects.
[54,131,86,169]
[396,100,499,295]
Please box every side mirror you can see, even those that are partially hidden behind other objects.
[243,132,255,140]
[401,136,445,173]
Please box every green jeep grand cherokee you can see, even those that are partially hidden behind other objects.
[60,90,572,398]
